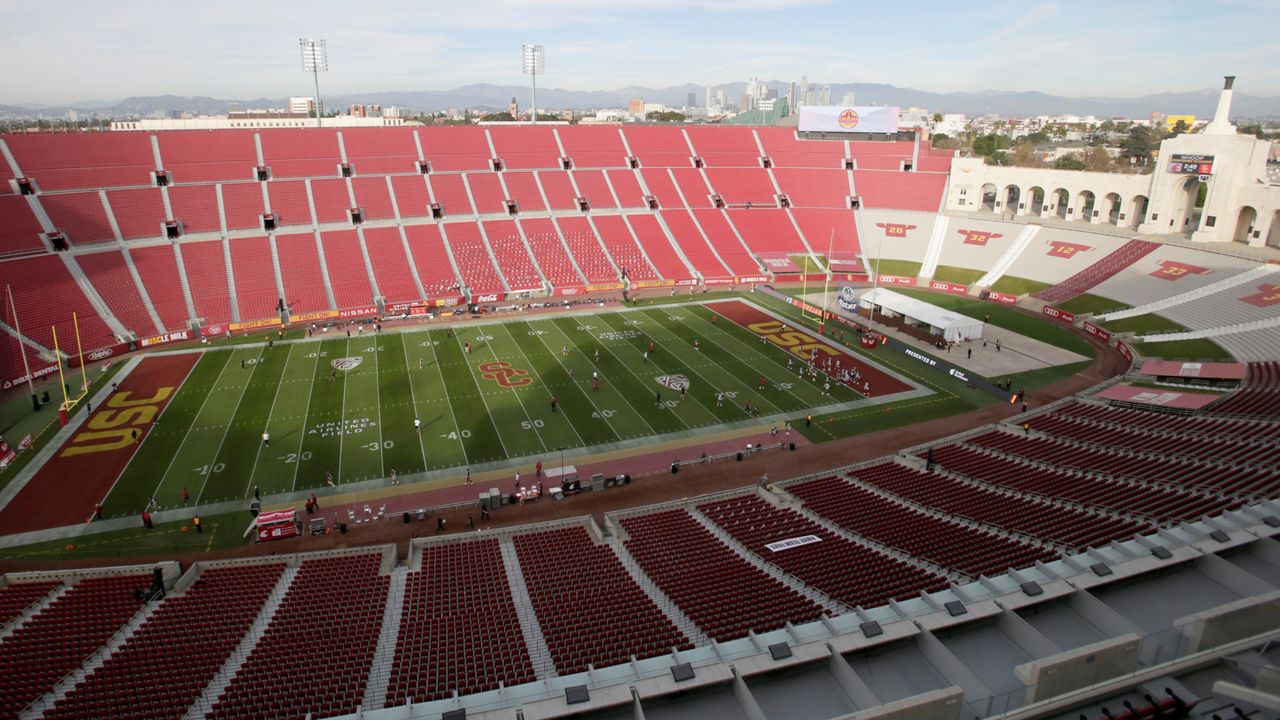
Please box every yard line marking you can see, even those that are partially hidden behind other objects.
[244,343,294,495]
[627,309,788,415]
[371,336,385,478]
[652,308,814,408]
[102,355,200,509]
[146,351,237,504]
[288,346,323,492]
[523,319,647,438]
[337,338,350,482]
[399,332,440,469]
[497,322,588,448]
[195,346,266,505]
[466,328,550,454]
[592,313,728,421]
[441,329,512,459]
[548,316,692,431]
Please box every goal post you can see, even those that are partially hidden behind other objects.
[51,312,91,425]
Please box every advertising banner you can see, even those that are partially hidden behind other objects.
[230,317,282,332]
[472,292,505,304]
[337,306,379,319]
[1116,340,1133,363]
[291,310,340,323]
[139,330,193,348]
[1042,305,1076,324]
[877,275,917,286]
[798,106,900,134]
[1083,321,1111,342]
[703,277,738,286]
[982,290,1018,305]
[927,280,968,295]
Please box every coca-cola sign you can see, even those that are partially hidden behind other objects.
[474,293,503,303]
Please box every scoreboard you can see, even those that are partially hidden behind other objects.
[1168,153,1214,175]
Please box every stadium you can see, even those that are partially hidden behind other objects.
[0,47,1278,720]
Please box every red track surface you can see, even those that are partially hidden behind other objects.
[0,354,198,535]
[709,300,911,397]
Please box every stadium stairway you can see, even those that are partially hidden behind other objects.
[784,494,963,584]
[918,215,950,278]
[361,564,408,711]
[472,222,515,294]
[511,219,554,291]
[24,595,165,719]
[607,536,711,646]
[217,235,241,324]
[182,564,300,720]
[119,246,166,334]
[651,170,714,281]
[840,466,1065,553]
[622,167,682,281]
[0,584,68,644]
[687,506,846,615]
[497,538,557,679]
[1099,263,1280,321]
[974,224,1040,288]
[58,252,130,339]
[354,227,384,303]
[1033,238,1160,304]
[265,233,288,314]
[167,242,200,323]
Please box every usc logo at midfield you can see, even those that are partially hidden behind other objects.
[745,321,842,360]
[480,361,533,387]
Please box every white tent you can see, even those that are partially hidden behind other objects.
[855,287,985,342]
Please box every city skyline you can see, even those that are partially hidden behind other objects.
[2,0,1277,106]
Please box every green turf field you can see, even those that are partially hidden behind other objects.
[101,301,884,511]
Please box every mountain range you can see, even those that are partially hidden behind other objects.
[6,80,1279,120]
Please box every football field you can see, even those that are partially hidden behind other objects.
[99,299,917,511]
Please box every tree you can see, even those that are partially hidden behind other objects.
[932,112,943,123]
[1023,131,1051,145]
[1010,141,1044,167]
[1168,119,1189,137]
[1052,154,1087,171]
[1100,120,1116,133]
[645,110,686,122]
[972,133,1011,158]
[1082,145,1113,172]
[1122,126,1155,166]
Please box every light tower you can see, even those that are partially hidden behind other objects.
[299,38,328,128]
[522,44,544,124]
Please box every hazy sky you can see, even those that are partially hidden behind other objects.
[2,0,1276,105]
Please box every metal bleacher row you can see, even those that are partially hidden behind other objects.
[0,125,952,367]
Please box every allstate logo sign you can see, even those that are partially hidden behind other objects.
[838,109,859,129]
[838,286,859,312]
[331,357,364,372]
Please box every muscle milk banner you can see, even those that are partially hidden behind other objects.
[798,106,899,134]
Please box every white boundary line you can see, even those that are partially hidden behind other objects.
[448,331,516,458]
[422,329,471,467]
[288,342,324,492]
[495,321,588,448]
[146,351,239,506]
[467,327,550,454]
[522,318,633,439]
[194,346,265,504]
[651,305,826,407]
[398,332,435,470]
[546,315,698,431]
[243,343,294,494]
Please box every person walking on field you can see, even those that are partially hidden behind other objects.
[262,430,270,447]
[550,396,558,413]
[414,418,421,433]
[181,487,190,505]
[141,511,153,530]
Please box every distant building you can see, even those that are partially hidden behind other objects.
[686,92,696,108]
[509,97,519,117]
[627,99,645,114]
[288,97,315,115]
[840,92,856,106]
[111,113,409,131]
